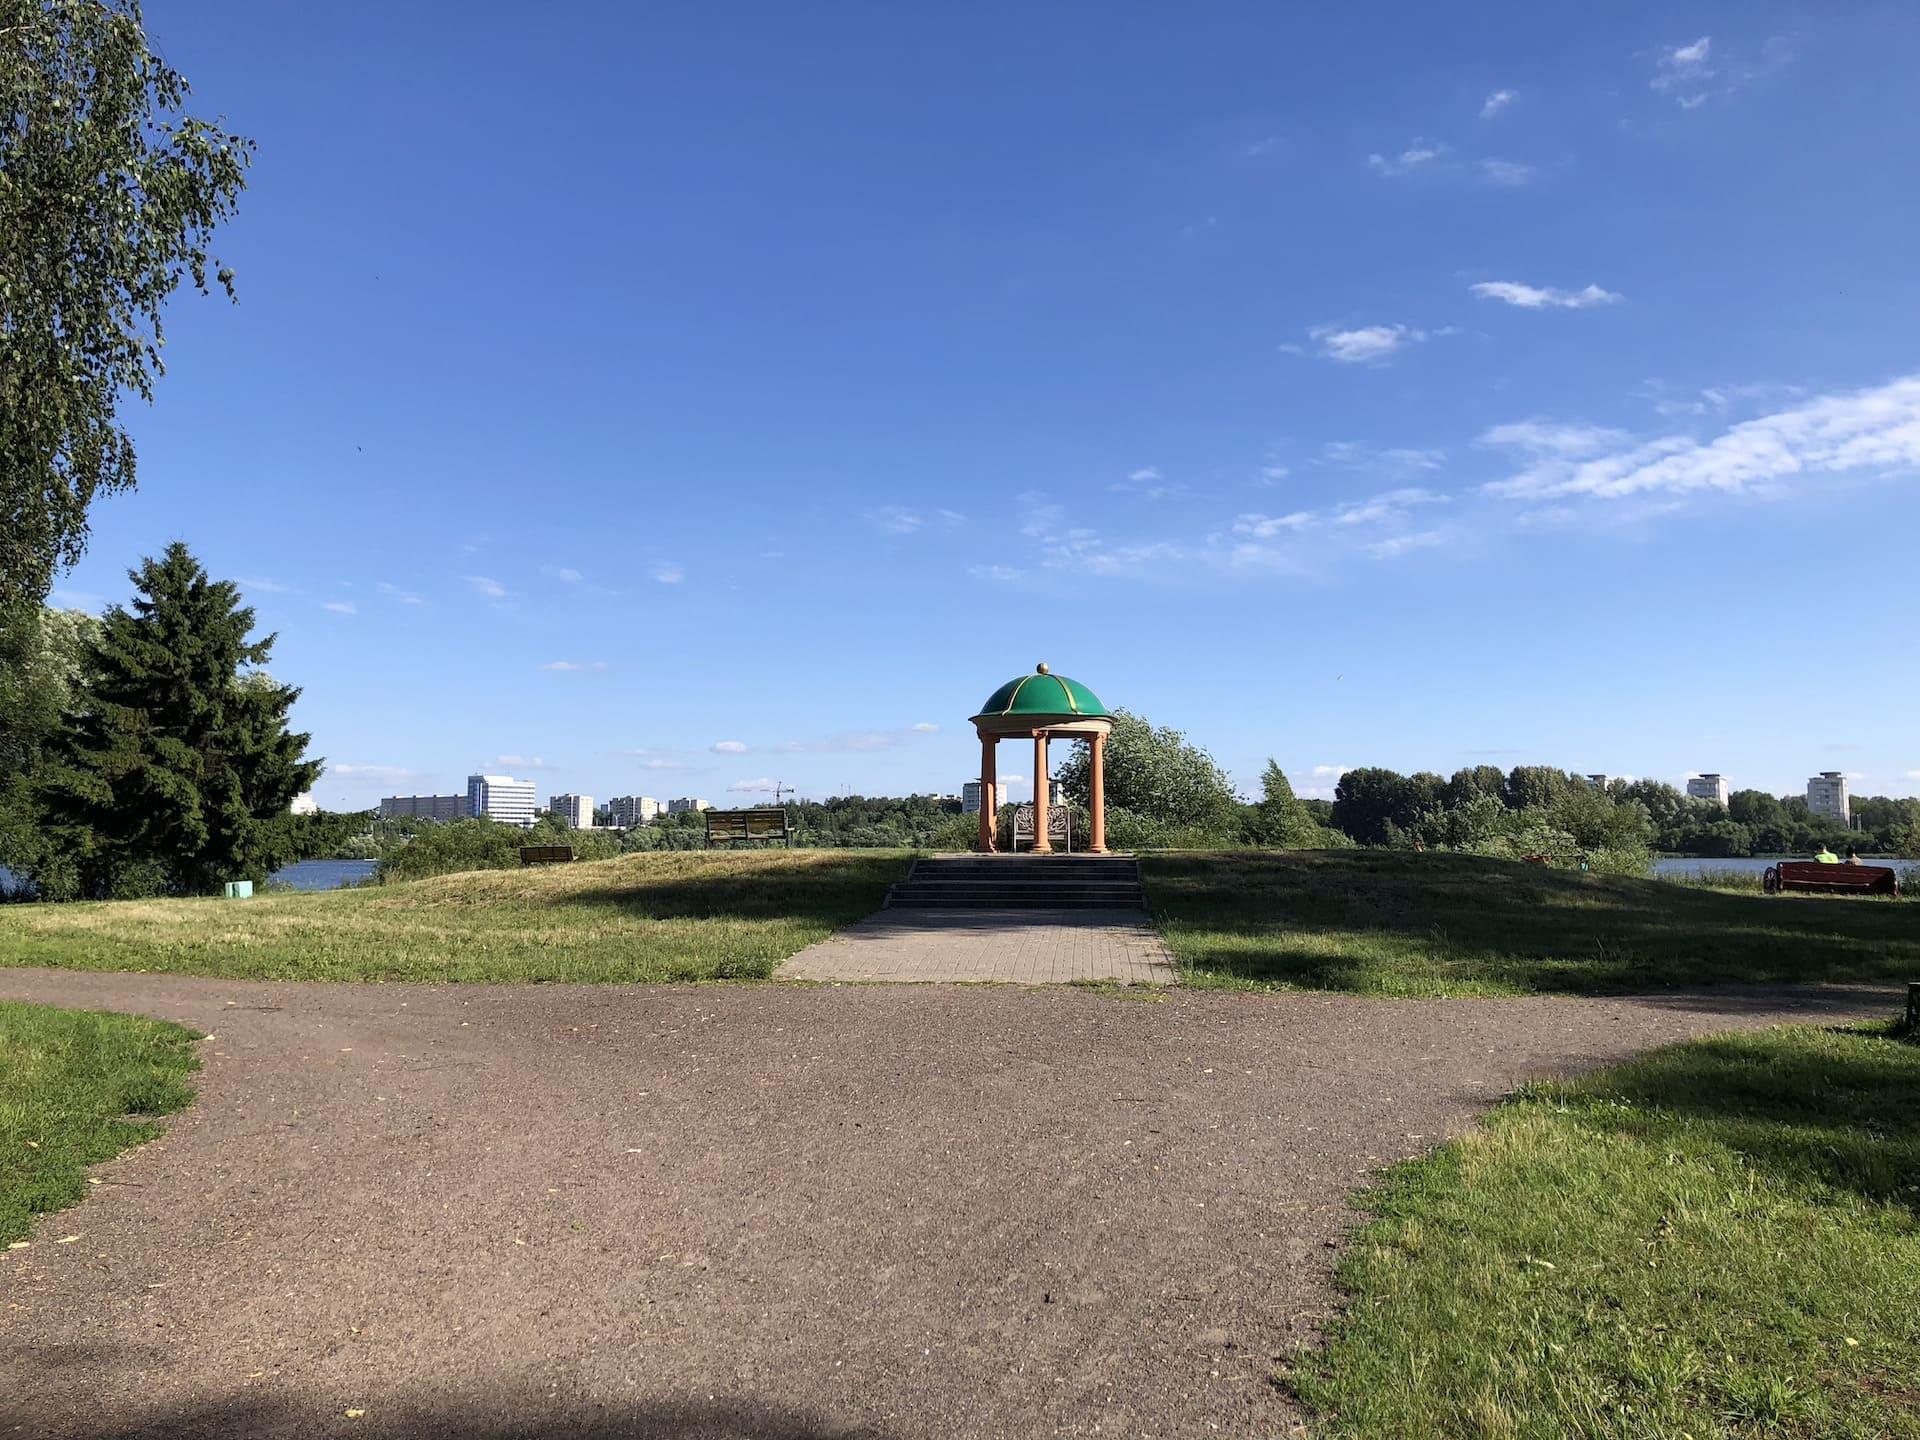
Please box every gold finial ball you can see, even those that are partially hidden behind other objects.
[1036,661,1050,675]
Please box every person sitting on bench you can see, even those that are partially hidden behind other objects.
[1843,846,1862,865]
[1814,844,1841,864]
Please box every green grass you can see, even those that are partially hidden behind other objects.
[1,1002,201,1246]
[1144,850,1919,995]
[1292,1022,1920,1439]
[0,849,909,983]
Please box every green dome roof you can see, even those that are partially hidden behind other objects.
[973,664,1110,721]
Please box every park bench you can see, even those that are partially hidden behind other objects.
[519,844,576,866]
[1763,861,1897,896]
[706,807,794,847]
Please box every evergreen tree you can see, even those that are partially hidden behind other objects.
[39,543,320,897]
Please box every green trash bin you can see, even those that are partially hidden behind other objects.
[222,880,254,899]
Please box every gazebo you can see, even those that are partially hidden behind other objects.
[969,663,1112,855]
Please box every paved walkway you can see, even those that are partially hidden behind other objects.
[779,908,1177,984]
[0,969,1897,1440]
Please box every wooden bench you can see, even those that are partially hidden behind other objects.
[706,807,793,847]
[519,844,576,867]
[1763,861,1897,896]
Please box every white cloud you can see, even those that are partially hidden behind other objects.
[1480,89,1516,119]
[237,576,293,593]
[1906,770,1920,781]
[1259,464,1290,483]
[330,763,420,782]
[1482,373,1920,504]
[495,754,554,772]
[712,740,749,754]
[1479,420,1630,456]
[1651,36,1713,102]
[650,561,683,585]
[1366,529,1450,559]
[1478,158,1536,187]
[322,601,357,615]
[1470,281,1621,309]
[1309,765,1347,780]
[466,575,509,599]
[540,661,583,672]
[1332,488,1450,526]
[1319,441,1446,472]
[555,567,583,583]
[969,564,1023,583]
[1309,323,1427,365]
[1113,466,1184,500]
[1650,34,1792,108]
[727,778,779,794]
[1243,136,1282,157]
[1232,511,1314,538]
[48,589,105,611]
[1367,139,1444,177]
[870,506,965,535]
[376,582,424,605]
[911,722,940,733]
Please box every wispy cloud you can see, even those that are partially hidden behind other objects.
[331,763,420,782]
[1480,420,1629,456]
[322,600,357,615]
[1332,488,1450,527]
[466,575,509,599]
[539,660,594,672]
[1112,466,1185,500]
[237,576,293,594]
[869,506,966,535]
[727,777,780,794]
[1366,529,1450,559]
[712,740,749,754]
[48,589,106,611]
[1367,138,1445,177]
[1480,89,1517,119]
[1471,280,1621,310]
[1482,374,1920,504]
[376,582,424,605]
[1232,511,1313,538]
[1650,34,1792,108]
[554,567,582,583]
[969,564,1023,583]
[1477,158,1536,187]
[1309,323,1428,365]
[779,724,943,755]
[1319,441,1446,473]
[494,754,554,772]
[650,561,684,585]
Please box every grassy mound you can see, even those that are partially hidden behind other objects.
[1145,851,1918,995]
[0,849,909,983]
[1,1002,201,1246]
[1292,1022,1920,1438]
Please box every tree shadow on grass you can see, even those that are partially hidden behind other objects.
[1553,1023,1920,1214]
[21,1386,896,1440]
[1148,851,1920,995]
[526,856,909,926]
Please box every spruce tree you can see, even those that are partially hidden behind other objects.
[41,543,321,897]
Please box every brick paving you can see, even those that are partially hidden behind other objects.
[778,907,1177,985]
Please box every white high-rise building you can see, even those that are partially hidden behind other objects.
[667,797,711,814]
[1807,771,1851,826]
[548,793,593,828]
[289,792,319,815]
[468,774,538,827]
[1686,773,1729,806]
[605,795,662,828]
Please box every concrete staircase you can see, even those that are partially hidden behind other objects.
[885,855,1146,911]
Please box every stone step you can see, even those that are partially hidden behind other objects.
[889,888,1144,904]
[884,894,1145,910]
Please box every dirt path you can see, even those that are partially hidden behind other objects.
[0,971,1896,1440]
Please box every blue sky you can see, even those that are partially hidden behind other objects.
[53,2,1920,809]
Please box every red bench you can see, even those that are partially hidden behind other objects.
[1763,862,1898,896]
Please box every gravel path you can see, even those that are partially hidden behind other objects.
[0,970,1897,1440]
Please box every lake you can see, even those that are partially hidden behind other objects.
[1652,855,1911,878]
[0,858,378,898]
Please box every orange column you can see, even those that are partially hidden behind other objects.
[1032,731,1053,854]
[976,736,997,853]
[1089,730,1107,854]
